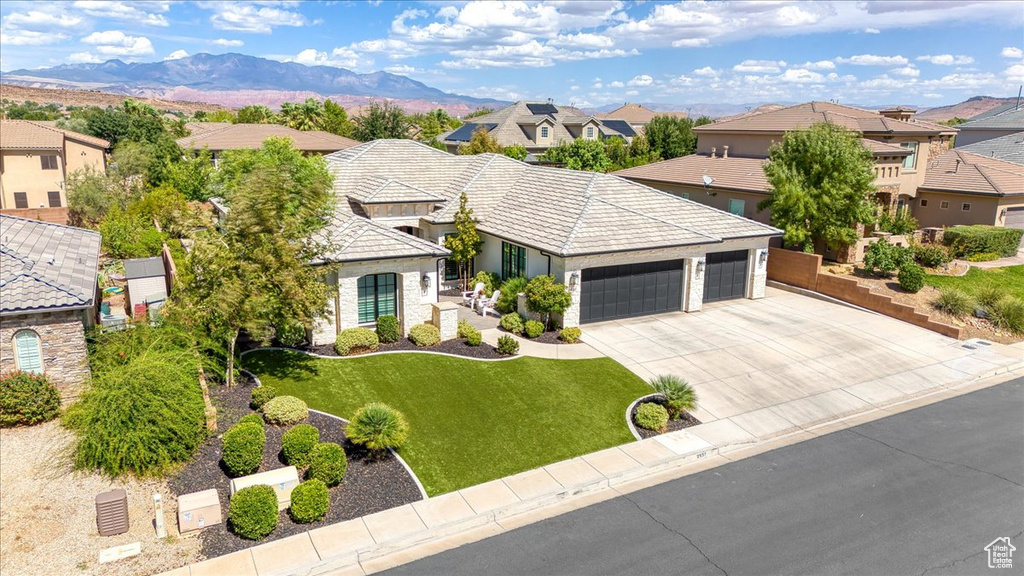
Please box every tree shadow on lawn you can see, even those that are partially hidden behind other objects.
[244,349,319,380]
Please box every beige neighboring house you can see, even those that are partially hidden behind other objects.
[914,150,1024,230]
[294,139,778,346]
[0,120,109,222]
[177,123,360,164]
[439,101,638,158]
[596,103,687,134]
[0,215,101,396]
[616,101,957,224]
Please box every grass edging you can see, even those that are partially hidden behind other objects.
[625,393,663,441]
[240,346,518,362]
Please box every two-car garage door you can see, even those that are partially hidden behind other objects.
[579,250,749,323]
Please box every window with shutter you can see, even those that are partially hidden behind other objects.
[13,330,43,374]
[14,192,29,209]
[48,191,62,207]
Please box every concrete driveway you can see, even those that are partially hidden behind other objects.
[583,287,1022,431]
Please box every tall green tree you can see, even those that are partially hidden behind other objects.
[164,148,215,201]
[504,143,528,161]
[236,105,277,124]
[543,138,610,172]
[322,99,355,137]
[643,115,698,160]
[443,192,483,291]
[458,127,503,155]
[758,122,877,252]
[280,98,325,131]
[353,101,409,141]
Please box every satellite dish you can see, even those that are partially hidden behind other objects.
[702,174,715,187]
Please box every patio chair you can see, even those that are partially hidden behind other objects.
[462,282,485,307]
[477,290,501,318]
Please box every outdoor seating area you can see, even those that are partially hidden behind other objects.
[441,294,500,331]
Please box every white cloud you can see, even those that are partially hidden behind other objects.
[864,27,880,34]
[213,38,244,47]
[609,81,625,88]
[1001,46,1023,59]
[794,60,836,70]
[5,11,83,28]
[0,29,70,46]
[383,64,419,75]
[890,66,920,78]
[1006,64,1024,84]
[627,74,653,87]
[72,1,169,27]
[164,49,189,61]
[199,1,308,33]
[625,90,639,96]
[692,66,719,77]
[923,93,944,99]
[81,30,155,57]
[916,54,974,65]
[733,59,787,73]
[67,51,103,63]
[282,47,370,71]
[549,32,614,49]
[836,54,908,66]
[779,69,825,83]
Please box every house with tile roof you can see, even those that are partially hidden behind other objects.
[438,101,638,158]
[0,120,109,223]
[913,150,1024,230]
[0,215,101,394]
[953,102,1024,147]
[955,131,1024,165]
[615,101,957,225]
[596,103,687,134]
[176,123,360,165]
[304,139,779,345]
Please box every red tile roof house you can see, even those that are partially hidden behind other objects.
[0,215,101,398]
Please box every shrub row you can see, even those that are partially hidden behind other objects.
[931,289,1024,334]
[944,225,1023,259]
[0,371,60,428]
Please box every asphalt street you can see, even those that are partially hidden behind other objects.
[385,378,1024,576]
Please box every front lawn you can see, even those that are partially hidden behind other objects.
[925,265,1024,301]
[244,350,652,495]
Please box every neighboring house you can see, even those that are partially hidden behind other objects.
[953,102,1024,147]
[307,139,780,345]
[439,101,638,157]
[177,123,360,165]
[0,120,109,222]
[616,101,957,224]
[913,150,1024,230]
[0,215,101,395]
[955,131,1024,164]
[124,256,168,318]
[596,103,687,134]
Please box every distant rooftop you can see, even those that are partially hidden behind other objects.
[693,101,956,136]
[920,150,1024,197]
[0,119,110,150]
[957,102,1024,130]
[955,131,1024,165]
[177,123,360,152]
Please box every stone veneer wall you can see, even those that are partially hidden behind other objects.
[0,309,91,398]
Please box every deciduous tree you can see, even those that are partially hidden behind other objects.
[443,192,482,291]
[458,127,503,155]
[353,101,409,141]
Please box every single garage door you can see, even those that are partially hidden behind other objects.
[703,250,749,303]
[580,260,683,323]
[1006,207,1024,230]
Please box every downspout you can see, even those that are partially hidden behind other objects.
[539,250,553,276]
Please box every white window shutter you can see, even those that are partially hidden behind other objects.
[14,331,43,374]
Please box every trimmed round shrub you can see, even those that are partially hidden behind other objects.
[634,402,669,432]
[559,327,582,344]
[275,321,306,348]
[375,315,401,344]
[465,328,482,346]
[649,375,698,419]
[0,371,60,428]
[250,384,277,409]
[308,442,348,486]
[524,320,544,338]
[457,319,474,339]
[237,413,265,429]
[346,403,410,451]
[932,289,973,317]
[897,263,925,293]
[989,298,1024,334]
[335,328,379,356]
[500,312,525,335]
[409,324,441,347]
[221,422,266,477]
[289,479,330,523]
[496,334,519,356]
[228,485,278,540]
[913,243,951,268]
[282,424,320,467]
[262,395,309,426]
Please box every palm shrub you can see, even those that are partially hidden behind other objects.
[289,479,330,523]
[500,312,525,335]
[409,324,441,347]
[496,335,519,356]
[262,395,309,426]
[932,289,973,317]
[282,424,320,467]
[221,421,266,477]
[634,403,669,432]
[250,385,277,409]
[229,485,278,540]
[335,328,379,356]
[307,442,348,486]
[375,315,401,344]
[524,320,544,338]
[346,403,410,452]
[0,371,60,427]
[649,375,698,419]
[988,298,1024,334]
[496,276,529,313]
[897,263,925,293]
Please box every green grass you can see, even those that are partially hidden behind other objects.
[925,266,1024,301]
[244,350,652,495]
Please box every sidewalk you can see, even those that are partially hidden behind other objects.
[480,328,605,360]
[156,359,1023,576]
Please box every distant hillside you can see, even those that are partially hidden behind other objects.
[0,83,230,114]
[914,96,1020,122]
[1,53,504,115]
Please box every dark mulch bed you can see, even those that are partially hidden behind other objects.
[498,327,583,346]
[168,376,422,560]
[631,396,701,440]
[302,336,507,360]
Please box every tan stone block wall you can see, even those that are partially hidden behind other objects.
[0,310,91,397]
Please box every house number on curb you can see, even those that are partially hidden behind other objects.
[696,451,707,459]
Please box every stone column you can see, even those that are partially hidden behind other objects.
[431,302,458,341]
[561,269,582,328]
[683,257,705,312]
[516,293,541,322]
[311,285,339,346]
[400,271,423,336]
[749,248,768,299]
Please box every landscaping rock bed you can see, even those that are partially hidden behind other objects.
[631,397,701,440]
[303,337,506,360]
[523,330,580,346]
[168,377,422,560]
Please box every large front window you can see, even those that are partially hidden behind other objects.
[501,242,527,280]
[357,273,397,324]
[900,141,918,170]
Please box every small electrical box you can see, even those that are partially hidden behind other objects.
[229,466,300,511]
[96,489,129,536]
[177,489,222,535]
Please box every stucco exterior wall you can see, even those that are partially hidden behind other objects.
[1,150,65,209]
[912,191,1006,228]
[626,179,772,224]
[0,309,91,398]
[65,139,106,175]
[476,233,553,279]
[696,133,777,157]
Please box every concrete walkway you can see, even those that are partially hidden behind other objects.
[479,328,605,360]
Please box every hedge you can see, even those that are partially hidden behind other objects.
[0,371,60,427]
[944,225,1024,258]
[335,328,379,356]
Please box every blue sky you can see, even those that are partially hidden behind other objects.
[2,1,1023,107]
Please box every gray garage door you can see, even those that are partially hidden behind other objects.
[580,260,684,323]
[1006,207,1024,230]
[703,250,749,303]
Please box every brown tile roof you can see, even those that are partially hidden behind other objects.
[860,138,912,156]
[919,150,1024,197]
[0,119,109,150]
[177,123,360,152]
[694,101,955,136]
[596,104,686,123]
[614,154,770,194]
